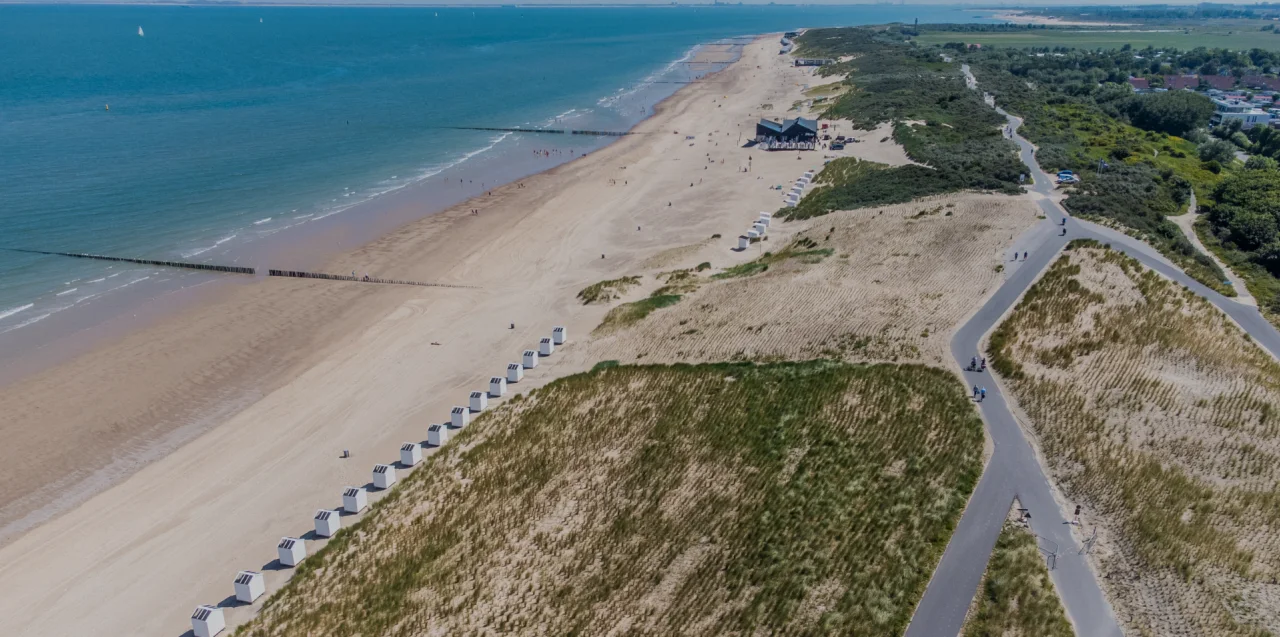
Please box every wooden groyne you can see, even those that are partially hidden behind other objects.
[268,270,476,289]
[4,248,256,275]
[443,126,636,137]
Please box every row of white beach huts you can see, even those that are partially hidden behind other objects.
[189,326,569,637]
[783,170,814,208]
[737,212,772,249]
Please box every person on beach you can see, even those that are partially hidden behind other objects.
[973,385,979,399]
[980,387,987,401]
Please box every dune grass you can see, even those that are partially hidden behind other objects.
[577,275,641,304]
[240,361,983,637]
[962,521,1073,637]
[713,237,834,280]
[988,241,1280,635]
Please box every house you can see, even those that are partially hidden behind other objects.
[1127,77,1150,91]
[1244,75,1280,91]
[1201,75,1237,91]
[1212,98,1272,129]
[755,118,818,144]
[1164,75,1200,90]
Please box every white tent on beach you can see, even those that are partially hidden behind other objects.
[373,463,396,489]
[277,537,305,567]
[191,605,225,637]
[400,442,422,467]
[428,423,449,447]
[342,486,367,513]
[314,509,340,538]
[233,570,265,604]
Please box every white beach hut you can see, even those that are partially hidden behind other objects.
[233,570,265,604]
[552,326,567,345]
[277,536,306,567]
[373,463,396,489]
[804,169,815,178]
[428,423,449,447]
[522,349,539,369]
[539,337,554,356]
[314,509,340,538]
[752,222,767,235]
[747,229,760,240]
[191,605,225,637]
[400,442,422,467]
[470,390,488,412]
[757,214,771,227]
[489,376,507,397]
[342,486,367,514]
[451,406,470,428]
[507,362,524,383]
[738,235,750,250]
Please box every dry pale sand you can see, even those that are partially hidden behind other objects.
[571,193,1040,371]
[0,36,898,637]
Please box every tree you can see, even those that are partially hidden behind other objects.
[1246,155,1279,171]
[1124,91,1216,137]
[1199,139,1238,164]
[1229,209,1279,250]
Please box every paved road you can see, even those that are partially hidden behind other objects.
[909,69,1280,637]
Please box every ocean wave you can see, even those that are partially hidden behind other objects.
[55,288,78,296]
[0,303,34,322]
[181,233,238,259]
[0,311,54,335]
[253,217,272,225]
[598,44,699,109]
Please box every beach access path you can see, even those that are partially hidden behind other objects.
[0,37,843,637]
[907,67,1280,637]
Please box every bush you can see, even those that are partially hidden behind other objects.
[1198,139,1237,164]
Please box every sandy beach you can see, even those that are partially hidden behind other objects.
[0,36,889,635]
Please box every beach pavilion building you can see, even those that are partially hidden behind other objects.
[755,118,818,150]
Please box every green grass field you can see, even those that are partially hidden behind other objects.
[914,24,1280,52]
[240,361,983,637]
[961,521,1073,637]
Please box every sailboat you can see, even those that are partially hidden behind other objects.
[138,26,144,37]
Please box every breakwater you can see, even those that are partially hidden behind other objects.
[4,249,257,275]
[443,126,637,137]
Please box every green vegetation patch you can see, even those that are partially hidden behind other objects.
[595,292,682,333]
[577,275,641,304]
[783,28,1023,220]
[962,521,1073,637]
[988,245,1280,634]
[713,236,834,279]
[241,362,983,637]
[1202,167,1280,314]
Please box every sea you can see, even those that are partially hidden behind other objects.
[0,4,994,369]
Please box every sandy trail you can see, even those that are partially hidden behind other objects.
[0,37,868,637]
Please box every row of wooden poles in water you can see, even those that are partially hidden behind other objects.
[5,248,473,289]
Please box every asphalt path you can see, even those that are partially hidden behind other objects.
[908,69,1280,637]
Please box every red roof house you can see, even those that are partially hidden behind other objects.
[1164,75,1200,90]
[1201,75,1237,90]
[1128,77,1150,90]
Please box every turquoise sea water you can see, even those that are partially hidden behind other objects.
[0,4,991,342]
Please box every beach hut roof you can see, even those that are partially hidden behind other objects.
[451,406,466,414]
[343,487,360,497]
[192,607,215,621]
[400,443,415,451]
[507,363,520,370]
[429,424,445,432]
[373,464,391,474]
[235,571,259,586]
[278,537,297,549]
[490,376,503,383]
[523,349,536,356]
[315,510,334,521]
[470,391,483,398]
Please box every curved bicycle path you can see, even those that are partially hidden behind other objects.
[906,72,1280,637]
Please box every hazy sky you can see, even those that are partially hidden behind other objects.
[3,0,1223,5]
